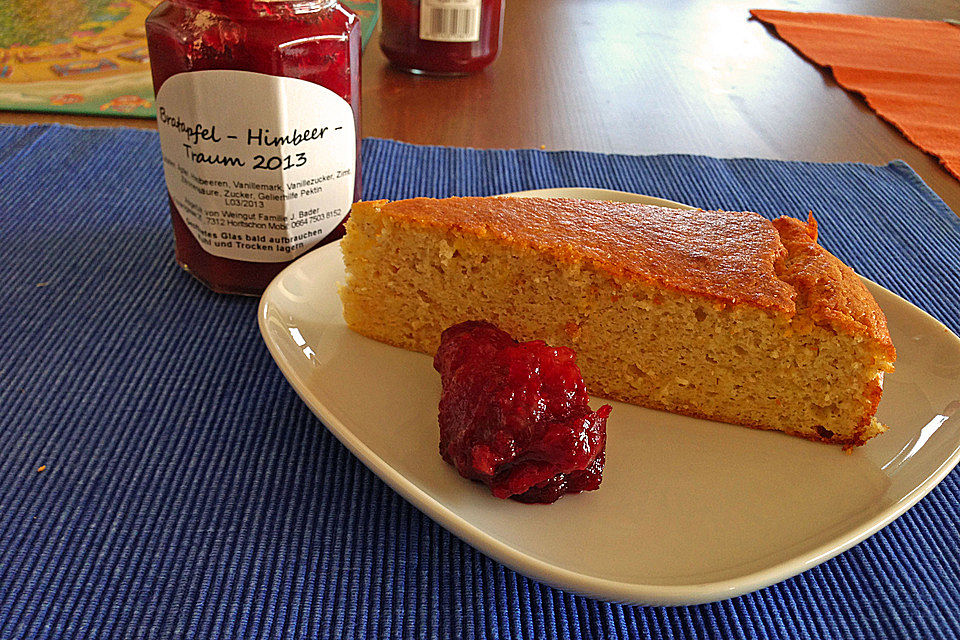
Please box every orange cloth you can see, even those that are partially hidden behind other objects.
[750,10,960,181]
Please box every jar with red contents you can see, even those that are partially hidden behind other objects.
[146,0,361,295]
[380,0,504,75]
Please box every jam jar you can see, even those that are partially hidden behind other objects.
[146,0,361,295]
[380,0,504,75]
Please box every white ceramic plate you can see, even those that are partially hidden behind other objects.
[258,188,960,605]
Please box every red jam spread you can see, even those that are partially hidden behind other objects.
[434,321,611,504]
[146,0,361,295]
[380,0,504,75]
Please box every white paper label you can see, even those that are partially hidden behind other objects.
[155,70,356,263]
[420,0,481,42]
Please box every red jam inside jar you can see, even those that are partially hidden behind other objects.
[380,0,504,75]
[146,0,361,295]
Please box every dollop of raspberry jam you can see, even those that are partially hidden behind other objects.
[433,321,611,504]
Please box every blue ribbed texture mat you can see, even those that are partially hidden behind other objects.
[1,124,959,640]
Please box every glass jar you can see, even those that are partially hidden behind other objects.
[380,0,504,75]
[146,0,361,295]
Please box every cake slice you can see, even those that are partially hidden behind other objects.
[338,196,896,446]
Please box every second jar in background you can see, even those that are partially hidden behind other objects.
[380,0,505,75]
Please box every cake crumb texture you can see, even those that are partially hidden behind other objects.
[339,197,896,446]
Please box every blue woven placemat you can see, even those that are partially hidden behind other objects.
[1,124,959,640]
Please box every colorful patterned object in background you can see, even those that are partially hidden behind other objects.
[0,0,380,118]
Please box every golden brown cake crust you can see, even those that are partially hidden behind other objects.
[341,197,898,447]
[381,197,797,312]
[772,215,896,360]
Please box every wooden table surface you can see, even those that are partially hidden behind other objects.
[3,0,958,215]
